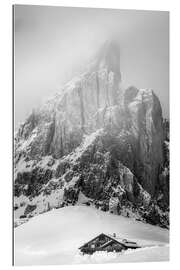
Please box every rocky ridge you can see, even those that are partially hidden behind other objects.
[14,41,169,228]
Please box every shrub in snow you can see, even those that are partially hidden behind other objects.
[24,204,37,216]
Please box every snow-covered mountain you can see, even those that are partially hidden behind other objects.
[14,41,169,228]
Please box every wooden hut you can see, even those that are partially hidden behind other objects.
[79,233,140,254]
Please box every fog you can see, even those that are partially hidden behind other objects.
[14,5,169,128]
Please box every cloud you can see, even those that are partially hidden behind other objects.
[14,5,169,127]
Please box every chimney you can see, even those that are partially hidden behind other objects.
[113,233,116,238]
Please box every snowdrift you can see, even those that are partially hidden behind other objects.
[14,205,169,265]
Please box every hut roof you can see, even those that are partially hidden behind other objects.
[106,234,140,248]
[79,233,140,250]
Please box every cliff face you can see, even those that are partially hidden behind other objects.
[15,41,122,158]
[14,41,168,227]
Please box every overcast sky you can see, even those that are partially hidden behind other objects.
[14,5,169,127]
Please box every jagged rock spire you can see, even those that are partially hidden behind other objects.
[90,40,121,79]
[96,40,120,73]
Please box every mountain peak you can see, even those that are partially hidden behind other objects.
[91,40,121,76]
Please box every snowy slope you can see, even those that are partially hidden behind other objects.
[14,205,169,265]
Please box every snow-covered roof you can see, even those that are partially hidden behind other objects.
[107,234,140,248]
[79,232,140,249]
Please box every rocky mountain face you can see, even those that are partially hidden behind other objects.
[14,41,169,228]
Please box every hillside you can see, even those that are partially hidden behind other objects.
[14,206,169,265]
